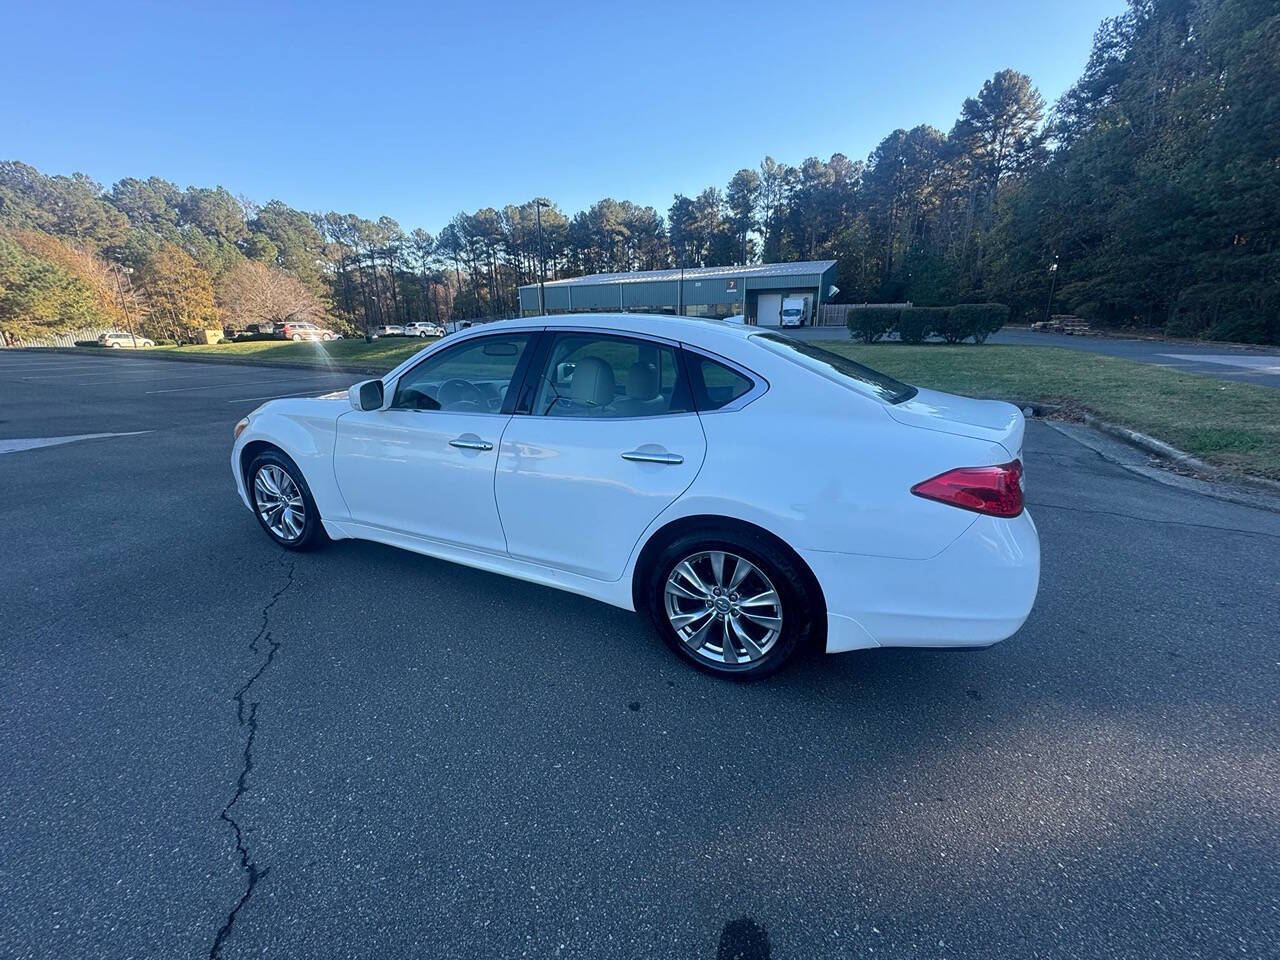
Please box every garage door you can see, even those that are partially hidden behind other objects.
[757,293,782,326]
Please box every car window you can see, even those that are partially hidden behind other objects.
[751,332,917,404]
[685,352,757,411]
[391,334,532,413]
[531,333,692,418]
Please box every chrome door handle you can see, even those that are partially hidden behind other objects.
[621,450,684,465]
[449,437,493,451]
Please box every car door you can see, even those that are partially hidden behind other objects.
[494,330,708,580]
[333,332,535,552]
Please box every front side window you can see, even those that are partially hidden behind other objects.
[391,334,531,413]
[531,333,692,418]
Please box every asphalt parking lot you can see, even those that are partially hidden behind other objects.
[2,351,1278,960]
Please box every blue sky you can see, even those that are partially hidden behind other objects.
[4,0,1124,233]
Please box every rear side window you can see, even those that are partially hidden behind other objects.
[752,332,917,404]
[685,352,756,411]
[529,332,692,418]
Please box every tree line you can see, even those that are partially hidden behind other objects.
[1,0,1275,344]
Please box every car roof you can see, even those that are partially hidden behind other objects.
[457,313,760,350]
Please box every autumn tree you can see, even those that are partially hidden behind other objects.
[218,260,325,330]
[138,243,217,339]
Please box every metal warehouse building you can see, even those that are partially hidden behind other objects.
[518,260,837,326]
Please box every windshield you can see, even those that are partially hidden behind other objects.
[752,332,917,404]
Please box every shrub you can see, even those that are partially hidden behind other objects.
[934,308,970,344]
[153,337,176,346]
[1204,313,1276,345]
[949,303,1009,343]
[1164,311,1202,339]
[896,306,947,343]
[846,306,898,343]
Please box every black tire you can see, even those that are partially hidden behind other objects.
[642,527,817,679]
[246,449,327,551]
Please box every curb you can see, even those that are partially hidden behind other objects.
[1015,401,1280,497]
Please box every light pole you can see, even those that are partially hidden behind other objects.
[1044,258,1060,325]
[677,243,685,317]
[112,265,139,349]
[534,199,550,316]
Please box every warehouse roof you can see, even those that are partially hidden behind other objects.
[533,260,837,288]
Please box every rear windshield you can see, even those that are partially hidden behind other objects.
[751,332,917,404]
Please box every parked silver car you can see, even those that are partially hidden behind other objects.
[98,331,154,348]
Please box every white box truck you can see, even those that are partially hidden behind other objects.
[780,296,810,327]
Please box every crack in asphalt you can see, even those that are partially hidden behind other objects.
[1027,499,1280,538]
[209,556,297,960]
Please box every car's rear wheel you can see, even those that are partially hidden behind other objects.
[247,450,325,551]
[643,530,813,678]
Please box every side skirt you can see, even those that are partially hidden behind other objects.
[323,519,637,612]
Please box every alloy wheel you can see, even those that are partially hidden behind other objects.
[253,465,305,541]
[663,551,783,666]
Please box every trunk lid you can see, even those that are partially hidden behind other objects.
[885,386,1025,458]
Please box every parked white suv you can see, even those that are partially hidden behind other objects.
[404,322,444,338]
[98,331,154,348]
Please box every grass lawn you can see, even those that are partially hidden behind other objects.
[133,336,1278,480]
[152,337,432,372]
[822,342,1279,481]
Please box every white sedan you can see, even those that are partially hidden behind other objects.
[232,314,1039,677]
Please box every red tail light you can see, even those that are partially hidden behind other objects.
[911,460,1024,518]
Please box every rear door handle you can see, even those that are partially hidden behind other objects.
[449,437,493,451]
[621,450,683,465]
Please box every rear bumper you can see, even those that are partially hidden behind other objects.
[804,511,1041,654]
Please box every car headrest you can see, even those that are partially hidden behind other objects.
[626,362,660,400]
[569,357,615,407]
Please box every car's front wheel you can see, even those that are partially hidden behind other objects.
[247,450,326,551]
[643,530,815,678]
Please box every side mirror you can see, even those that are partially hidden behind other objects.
[348,379,384,411]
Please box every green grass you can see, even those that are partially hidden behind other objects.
[153,337,432,372]
[133,336,1278,480]
[822,342,1280,481]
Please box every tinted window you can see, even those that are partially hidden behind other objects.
[752,332,916,404]
[531,333,691,418]
[392,334,531,413]
[685,353,756,411]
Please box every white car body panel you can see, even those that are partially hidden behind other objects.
[333,409,511,553]
[232,313,1040,655]
[495,412,708,580]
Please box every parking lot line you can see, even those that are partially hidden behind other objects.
[147,375,346,395]
[224,389,344,403]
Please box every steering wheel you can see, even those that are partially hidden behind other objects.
[437,378,487,411]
